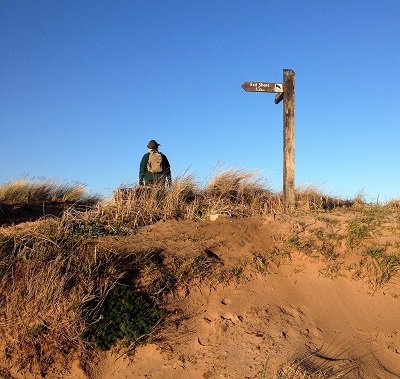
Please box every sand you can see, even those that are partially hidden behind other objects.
[88,215,400,378]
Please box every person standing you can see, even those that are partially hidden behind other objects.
[139,140,172,186]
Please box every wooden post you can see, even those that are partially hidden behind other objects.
[241,69,296,211]
[283,69,295,210]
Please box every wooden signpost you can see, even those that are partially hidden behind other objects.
[242,69,295,210]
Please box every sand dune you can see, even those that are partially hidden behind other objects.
[2,212,400,378]
[86,215,400,378]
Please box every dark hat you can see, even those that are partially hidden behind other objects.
[147,140,160,149]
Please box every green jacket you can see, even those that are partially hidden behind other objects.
[139,150,171,184]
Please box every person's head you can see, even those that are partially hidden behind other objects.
[147,139,160,151]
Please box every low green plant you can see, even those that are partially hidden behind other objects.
[380,254,400,274]
[352,247,400,290]
[346,207,387,250]
[315,228,342,243]
[346,219,371,248]
[83,285,163,351]
[364,246,385,258]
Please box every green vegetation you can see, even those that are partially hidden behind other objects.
[364,246,386,258]
[348,244,400,290]
[346,219,371,248]
[83,285,163,350]
[346,206,387,249]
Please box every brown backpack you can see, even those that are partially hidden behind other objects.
[147,151,163,173]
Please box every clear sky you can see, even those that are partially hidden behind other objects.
[1,1,399,201]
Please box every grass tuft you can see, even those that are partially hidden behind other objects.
[272,348,362,379]
[0,178,99,205]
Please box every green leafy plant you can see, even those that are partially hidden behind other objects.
[83,285,163,350]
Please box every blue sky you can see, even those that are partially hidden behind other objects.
[1,1,399,201]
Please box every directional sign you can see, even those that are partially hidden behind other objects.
[242,81,284,93]
[274,92,284,104]
[241,69,295,210]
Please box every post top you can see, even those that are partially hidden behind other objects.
[283,68,295,75]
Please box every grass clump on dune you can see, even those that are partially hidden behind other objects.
[0,171,351,228]
[0,178,100,205]
[95,169,351,231]
[295,186,353,211]
[204,169,275,216]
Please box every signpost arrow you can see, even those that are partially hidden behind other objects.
[241,81,283,93]
[274,92,283,104]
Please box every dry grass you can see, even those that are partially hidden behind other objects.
[1,172,352,227]
[102,174,200,228]
[0,178,100,205]
[0,218,83,375]
[387,199,400,209]
[204,169,279,216]
[92,170,351,230]
[273,362,356,379]
[272,348,363,379]
[295,186,352,211]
